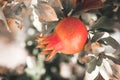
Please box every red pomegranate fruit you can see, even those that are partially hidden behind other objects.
[36,17,88,61]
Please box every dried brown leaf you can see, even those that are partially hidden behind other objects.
[21,8,32,16]
[48,0,63,9]
[0,0,6,8]
[70,0,77,6]
[110,61,120,79]
[0,20,14,42]
[72,0,104,17]
[3,3,23,18]
[0,66,9,74]
[0,0,6,4]
[7,17,23,30]
[84,42,92,52]
[23,0,31,7]
[91,42,105,54]
[36,2,58,22]
[0,8,10,31]
[94,73,104,80]
[79,0,104,12]
[78,55,92,63]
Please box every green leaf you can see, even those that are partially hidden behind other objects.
[91,16,115,31]
[116,7,120,23]
[106,55,120,65]
[87,57,97,73]
[43,21,58,35]
[61,0,74,16]
[91,32,104,42]
[96,57,103,66]
[102,37,120,49]
[113,48,120,57]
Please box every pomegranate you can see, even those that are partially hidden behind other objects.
[36,17,88,61]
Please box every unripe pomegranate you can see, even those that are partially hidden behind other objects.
[36,17,88,61]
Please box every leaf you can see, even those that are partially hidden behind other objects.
[48,0,63,9]
[7,17,23,30]
[70,0,77,6]
[0,8,10,32]
[72,0,104,15]
[94,73,104,80]
[84,41,92,52]
[102,59,113,77]
[78,54,92,63]
[0,20,15,42]
[110,60,120,79]
[0,66,9,75]
[78,0,104,12]
[100,4,115,17]
[87,55,105,73]
[91,32,105,42]
[91,16,116,31]
[48,0,64,18]
[97,57,103,66]
[42,21,58,35]
[99,60,111,80]
[85,65,99,80]
[3,3,23,18]
[91,42,105,54]
[36,2,58,22]
[23,0,31,7]
[81,12,97,25]
[116,7,120,23]
[106,55,120,65]
[87,57,97,73]
[113,48,120,57]
[102,37,120,49]
[61,0,75,16]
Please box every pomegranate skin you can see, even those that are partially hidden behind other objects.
[36,17,88,61]
[55,17,88,54]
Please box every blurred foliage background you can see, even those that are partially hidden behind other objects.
[0,0,120,80]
